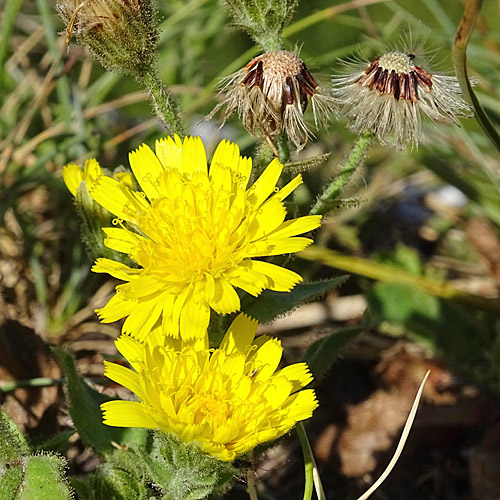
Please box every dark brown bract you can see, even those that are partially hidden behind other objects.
[357,53,434,102]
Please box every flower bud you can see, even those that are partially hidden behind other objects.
[57,0,158,77]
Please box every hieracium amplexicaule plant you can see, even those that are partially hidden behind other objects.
[44,0,469,497]
[64,136,321,340]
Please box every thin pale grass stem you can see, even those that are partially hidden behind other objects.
[3,37,72,153]
[0,377,64,392]
[299,246,500,314]
[1,376,115,393]
[356,370,430,500]
[103,118,158,149]
[7,91,146,163]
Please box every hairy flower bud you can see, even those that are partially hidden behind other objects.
[57,0,158,77]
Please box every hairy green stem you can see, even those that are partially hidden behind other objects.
[310,131,373,216]
[140,69,184,137]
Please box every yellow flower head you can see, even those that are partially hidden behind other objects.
[86,135,321,340]
[101,314,318,461]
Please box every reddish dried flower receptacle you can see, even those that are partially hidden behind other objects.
[208,50,335,152]
[333,50,473,149]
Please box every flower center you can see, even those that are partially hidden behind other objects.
[190,394,230,425]
[132,173,250,283]
[378,51,413,73]
[358,52,433,102]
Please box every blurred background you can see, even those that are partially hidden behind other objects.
[1,0,500,498]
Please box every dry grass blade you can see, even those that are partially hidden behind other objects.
[356,370,431,500]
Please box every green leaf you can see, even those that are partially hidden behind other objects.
[302,326,365,381]
[16,454,72,500]
[143,432,237,500]
[52,347,149,455]
[34,431,76,453]
[72,448,153,500]
[242,276,349,324]
[0,410,29,465]
[0,466,24,500]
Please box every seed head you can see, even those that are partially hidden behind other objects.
[208,50,335,151]
[332,50,473,149]
[57,0,158,76]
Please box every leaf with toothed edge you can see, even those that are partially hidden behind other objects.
[302,325,366,381]
[241,276,349,324]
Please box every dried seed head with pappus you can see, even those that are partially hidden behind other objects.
[57,0,158,76]
[208,50,335,151]
[332,48,473,149]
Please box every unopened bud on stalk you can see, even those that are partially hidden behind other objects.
[224,0,298,52]
[57,0,158,77]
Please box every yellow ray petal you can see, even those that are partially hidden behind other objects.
[102,227,146,254]
[247,158,283,208]
[247,336,282,381]
[181,136,208,176]
[155,135,183,170]
[104,362,147,400]
[219,313,257,356]
[246,260,302,291]
[129,144,165,201]
[264,215,322,239]
[114,334,145,371]
[92,258,141,281]
[95,292,135,323]
[248,236,313,257]
[62,163,84,196]
[274,174,302,201]
[179,294,210,341]
[122,294,163,336]
[89,176,148,221]
[101,401,156,428]
[274,362,313,392]
[210,277,240,314]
